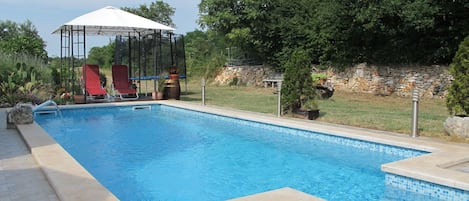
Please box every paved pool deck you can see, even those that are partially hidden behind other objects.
[2,101,469,201]
[0,108,59,201]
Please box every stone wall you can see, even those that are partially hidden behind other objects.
[213,65,274,86]
[325,63,452,98]
[213,63,452,98]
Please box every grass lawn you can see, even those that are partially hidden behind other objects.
[179,78,467,143]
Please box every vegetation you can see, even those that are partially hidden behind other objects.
[0,20,53,105]
[199,0,469,68]
[447,35,469,116]
[184,30,227,78]
[0,20,47,62]
[122,1,176,28]
[0,52,53,105]
[87,41,115,69]
[281,48,317,113]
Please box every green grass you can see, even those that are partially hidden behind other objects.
[180,78,465,143]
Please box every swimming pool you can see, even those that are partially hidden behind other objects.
[35,104,444,200]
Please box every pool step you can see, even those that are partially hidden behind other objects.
[132,105,152,111]
[34,110,58,116]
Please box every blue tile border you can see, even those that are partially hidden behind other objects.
[385,174,469,200]
[159,105,427,158]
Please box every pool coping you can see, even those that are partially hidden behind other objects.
[14,100,469,200]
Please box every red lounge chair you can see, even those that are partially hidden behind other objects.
[83,64,109,101]
[112,65,139,100]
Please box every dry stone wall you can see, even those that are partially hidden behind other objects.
[214,65,274,86]
[214,63,452,98]
[326,63,452,98]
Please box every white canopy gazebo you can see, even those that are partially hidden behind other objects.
[53,6,186,102]
[52,6,175,36]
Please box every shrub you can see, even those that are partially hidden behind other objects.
[311,73,327,85]
[281,48,317,113]
[0,56,52,106]
[447,35,469,116]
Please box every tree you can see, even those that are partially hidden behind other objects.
[87,41,115,68]
[184,30,227,78]
[122,1,175,28]
[0,20,47,61]
[199,0,469,68]
[281,48,316,113]
[447,35,469,116]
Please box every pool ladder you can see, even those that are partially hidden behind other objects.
[32,100,62,117]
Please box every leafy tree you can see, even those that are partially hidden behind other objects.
[87,41,115,68]
[184,30,227,78]
[122,1,175,28]
[199,0,469,68]
[281,48,316,113]
[447,35,469,116]
[0,20,47,61]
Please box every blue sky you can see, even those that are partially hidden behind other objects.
[0,0,200,57]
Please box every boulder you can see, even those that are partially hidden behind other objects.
[444,116,469,138]
[6,104,34,129]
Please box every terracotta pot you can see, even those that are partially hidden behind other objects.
[169,73,179,81]
[152,91,164,100]
[74,95,86,104]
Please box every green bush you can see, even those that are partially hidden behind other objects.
[281,48,317,113]
[0,53,53,106]
[447,35,469,116]
[311,73,327,85]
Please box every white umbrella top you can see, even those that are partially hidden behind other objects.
[52,6,175,36]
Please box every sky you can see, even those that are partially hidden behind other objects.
[0,0,200,57]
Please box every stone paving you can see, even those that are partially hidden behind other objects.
[0,109,59,201]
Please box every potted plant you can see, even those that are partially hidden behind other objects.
[72,83,85,104]
[152,73,166,100]
[169,66,179,80]
[444,34,469,137]
[281,48,318,118]
[300,98,320,120]
[311,73,327,85]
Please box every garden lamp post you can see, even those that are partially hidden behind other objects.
[201,78,206,106]
[277,81,282,117]
[411,88,419,137]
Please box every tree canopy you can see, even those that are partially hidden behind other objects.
[184,30,227,78]
[122,1,176,28]
[447,35,469,116]
[0,20,47,61]
[199,0,469,68]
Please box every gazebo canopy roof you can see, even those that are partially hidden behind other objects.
[52,6,175,36]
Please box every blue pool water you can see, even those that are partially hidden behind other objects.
[35,105,437,201]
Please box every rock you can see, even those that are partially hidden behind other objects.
[6,103,34,129]
[444,116,469,138]
[0,102,12,108]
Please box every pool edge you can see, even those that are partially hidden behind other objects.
[16,122,119,201]
[22,100,469,200]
